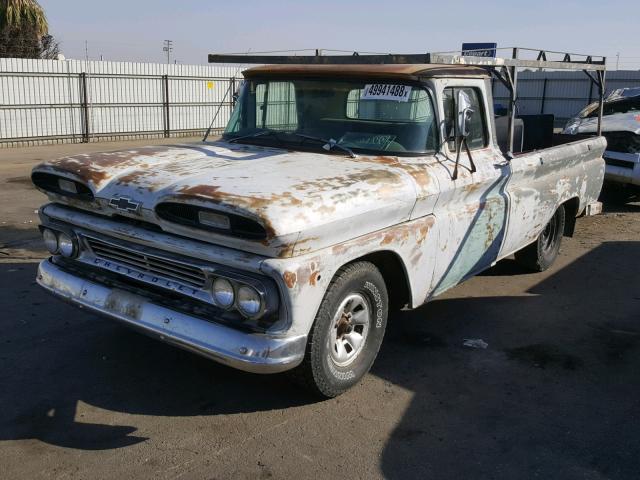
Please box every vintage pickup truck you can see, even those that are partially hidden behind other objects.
[32,53,607,397]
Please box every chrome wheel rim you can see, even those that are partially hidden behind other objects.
[329,293,371,367]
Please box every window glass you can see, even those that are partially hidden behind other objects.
[443,87,487,150]
[255,82,298,131]
[346,88,433,123]
[224,79,438,155]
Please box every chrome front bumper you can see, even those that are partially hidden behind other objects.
[36,259,306,373]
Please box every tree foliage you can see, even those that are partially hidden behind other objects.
[0,0,60,59]
[0,0,48,34]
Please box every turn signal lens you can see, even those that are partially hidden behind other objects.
[198,210,231,230]
[58,178,78,194]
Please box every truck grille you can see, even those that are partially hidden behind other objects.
[85,237,207,288]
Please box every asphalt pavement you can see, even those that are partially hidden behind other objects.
[0,141,638,479]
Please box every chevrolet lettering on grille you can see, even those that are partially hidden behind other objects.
[109,196,140,213]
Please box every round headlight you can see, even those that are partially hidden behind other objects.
[212,277,235,308]
[57,233,76,258]
[237,285,262,318]
[42,229,58,254]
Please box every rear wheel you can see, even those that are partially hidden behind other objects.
[291,261,388,398]
[514,204,566,272]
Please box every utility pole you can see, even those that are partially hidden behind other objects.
[84,40,89,61]
[616,52,620,70]
[163,40,173,64]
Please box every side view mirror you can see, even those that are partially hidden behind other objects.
[457,90,475,138]
[451,89,478,180]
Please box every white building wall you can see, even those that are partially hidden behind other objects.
[2,58,640,146]
[0,58,244,146]
[493,70,640,125]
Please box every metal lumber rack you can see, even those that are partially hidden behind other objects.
[209,47,607,153]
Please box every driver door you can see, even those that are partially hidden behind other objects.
[429,81,510,297]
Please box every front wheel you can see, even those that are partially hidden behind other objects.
[514,204,566,272]
[291,261,388,398]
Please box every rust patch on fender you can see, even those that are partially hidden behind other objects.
[309,270,320,286]
[394,163,433,191]
[379,226,410,247]
[276,243,295,258]
[305,261,320,286]
[331,215,435,257]
[292,260,321,287]
[283,271,297,289]
[372,156,399,166]
[417,223,431,244]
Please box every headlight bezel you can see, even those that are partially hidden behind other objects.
[40,227,78,258]
[208,272,274,320]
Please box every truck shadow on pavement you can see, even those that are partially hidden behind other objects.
[0,262,315,450]
[376,241,640,479]
[0,241,638,475]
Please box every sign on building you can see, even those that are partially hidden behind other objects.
[461,43,497,58]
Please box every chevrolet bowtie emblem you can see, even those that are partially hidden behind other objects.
[109,196,140,213]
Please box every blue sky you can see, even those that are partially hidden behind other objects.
[40,0,639,69]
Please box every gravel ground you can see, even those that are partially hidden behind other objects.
[0,142,638,479]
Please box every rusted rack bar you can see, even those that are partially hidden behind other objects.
[208,48,606,71]
[208,47,607,151]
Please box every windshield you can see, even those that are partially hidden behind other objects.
[223,78,438,155]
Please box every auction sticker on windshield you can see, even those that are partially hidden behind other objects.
[361,84,412,102]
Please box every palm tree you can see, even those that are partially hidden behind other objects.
[0,0,48,36]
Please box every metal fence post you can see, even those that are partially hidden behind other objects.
[79,72,90,143]
[162,74,170,137]
[597,69,606,136]
[540,77,548,114]
[507,48,519,153]
[231,77,238,111]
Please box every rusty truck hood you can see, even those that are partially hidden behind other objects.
[33,142,423,257]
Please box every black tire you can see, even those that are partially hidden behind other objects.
[514,204,566,272]
[291,261,388,398]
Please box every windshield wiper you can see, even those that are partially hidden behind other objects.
[288,133,356,158]
[227,130,275,144]
[227,130,356,158]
